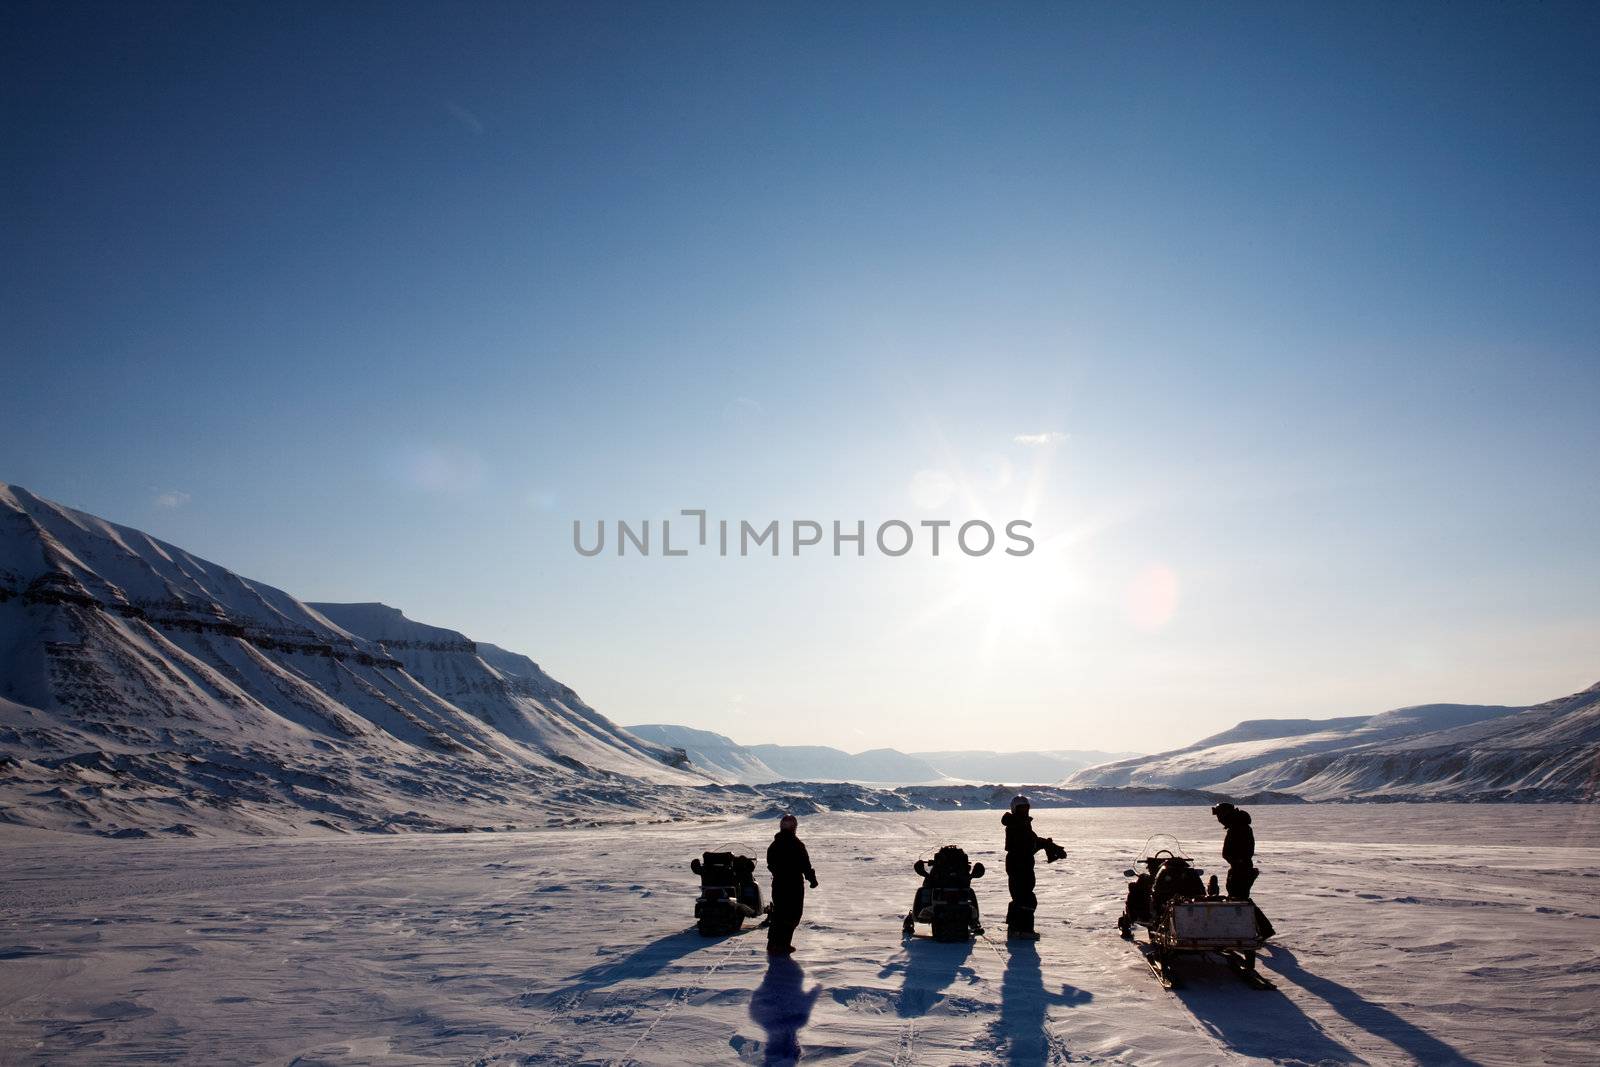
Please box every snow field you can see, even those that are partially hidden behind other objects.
[0,804,1595,1065]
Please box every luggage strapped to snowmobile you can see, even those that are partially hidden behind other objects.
[1116,834,1271,989]
[691,849,766,936]
[904,844,986,942]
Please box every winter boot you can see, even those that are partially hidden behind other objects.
[1007,908,1039,940]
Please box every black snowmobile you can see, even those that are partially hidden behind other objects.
[902,844,986,942]
[691,850,766,936]
[1116,834,1270,989]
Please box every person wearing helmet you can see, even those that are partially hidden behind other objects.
[765,812,818,955]
[1001,795,1064,940]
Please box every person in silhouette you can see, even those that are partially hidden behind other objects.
[1001,795,1064,940]
[1211,802,1256,898]
[765,812,817,955]
[1213,801,1276,938]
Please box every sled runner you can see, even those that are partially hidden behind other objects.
[903,844,986,941]
[1116,835,1272,989]
[691,850,767,936]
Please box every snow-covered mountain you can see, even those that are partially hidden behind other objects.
[624,725,1136,786]
[624,724,785,783]
[1065,686,1600,801]
[748,744,950,784]
[912,749,1142,784]
[0,483,708,836]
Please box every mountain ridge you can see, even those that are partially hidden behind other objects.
[1066,686,1599,801]
[0,482,708,837]
[626,723,1141,785]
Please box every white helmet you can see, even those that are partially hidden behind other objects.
[1009,795,1030,814]
[779,813,798,831]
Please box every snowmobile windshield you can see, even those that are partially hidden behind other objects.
[1137,834,1190,862]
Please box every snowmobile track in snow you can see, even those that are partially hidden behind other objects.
[609,928,752,1067]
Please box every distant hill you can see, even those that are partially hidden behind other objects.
[912,749,1142,784]
[748,744,948,784]
[1065,685,1600,801]
[625,724,784,783]
[624,725,1136,785]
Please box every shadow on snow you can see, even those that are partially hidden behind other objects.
[746,955,822,1066]
[986,940,1092,1065]
[1169,951,1361,1065]
[1260,945,1482,1066]
[875,936,978,1017]
[540,926,732,1002]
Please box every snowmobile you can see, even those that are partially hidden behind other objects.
[902,844,986,942]
[691,850,767,936]
[1116,834,1270,989]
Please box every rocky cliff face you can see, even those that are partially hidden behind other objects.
[0,483,705,836]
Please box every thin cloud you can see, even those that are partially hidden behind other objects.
[1012,431,1068,447]
[401,444,486,493]
[154,490,191,509]
[444,101,484,135]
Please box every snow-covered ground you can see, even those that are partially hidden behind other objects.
[1,804,1595,1065]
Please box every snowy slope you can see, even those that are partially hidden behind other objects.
[1215,683,1600,800]
[0,483,707,836]
[1066,686,1599,801]
[626,723,785,783]
[307,603,685,781]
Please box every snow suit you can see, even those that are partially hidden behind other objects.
[1219,807,1257,899]
[765,829,816,952]
[1218,805,1276,939]
[1001,810,1045,932]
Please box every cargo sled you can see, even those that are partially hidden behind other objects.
[691,850,766,936]
[902,844,986,942]
[1116,834,1270,989]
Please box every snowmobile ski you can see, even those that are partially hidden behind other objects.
[1222,951,1274,990]
[1137,943,1178,990]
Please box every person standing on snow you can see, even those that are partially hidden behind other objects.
[1211,802,1256,899]
[1001,795,1064,940]
[765,813,817,955]
[1213,801,1276,939]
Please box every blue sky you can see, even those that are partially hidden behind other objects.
[4,2,1597,751]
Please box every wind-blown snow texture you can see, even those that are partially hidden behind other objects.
[1066,686,1600,802]
[2,805,1594,1064]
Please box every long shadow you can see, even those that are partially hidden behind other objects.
[541,927,725,1002]
[1261,944,1481,1066]
[1166,947,1361,1064]
[748,955,821,1065]
[875,937,978,1017]
[990,940,1092,1065]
